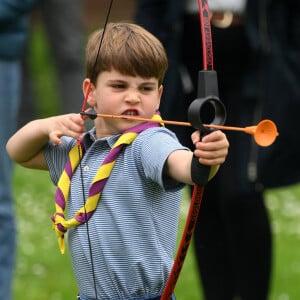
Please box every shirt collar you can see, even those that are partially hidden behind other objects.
[82,127,121,150]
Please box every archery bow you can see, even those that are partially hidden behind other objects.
[160,0,224,298]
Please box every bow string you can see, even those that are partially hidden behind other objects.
[78,1,114,299]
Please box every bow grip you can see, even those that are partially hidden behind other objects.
[187,70,226,135]
[188,71,226,186]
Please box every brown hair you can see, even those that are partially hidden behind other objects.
[85,22,168,85]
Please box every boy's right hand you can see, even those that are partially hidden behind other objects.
[7,113,86,170]
[47,113,86,145]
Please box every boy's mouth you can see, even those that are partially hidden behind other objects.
[122,109,139,116]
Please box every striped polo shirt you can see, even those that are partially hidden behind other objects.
[44,126,189,300]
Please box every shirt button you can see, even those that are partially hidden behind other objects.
[83,166,89,172]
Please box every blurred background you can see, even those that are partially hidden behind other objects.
[11,0,300,299]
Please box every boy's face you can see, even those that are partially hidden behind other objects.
[84,69,163,138]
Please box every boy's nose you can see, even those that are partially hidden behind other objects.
[125,91,141,103]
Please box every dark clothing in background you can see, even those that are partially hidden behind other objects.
[135,0,300,299]
[246,0,300,188]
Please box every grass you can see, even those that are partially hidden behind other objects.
[12,23,300,300]
[265,185,300,300]
[13,168,78,299]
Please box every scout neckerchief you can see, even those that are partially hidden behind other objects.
[51,114,162,254]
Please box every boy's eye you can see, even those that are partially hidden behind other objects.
[111,84,126,89]
[141,86,155,92]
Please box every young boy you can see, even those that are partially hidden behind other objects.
[6,23,229,300]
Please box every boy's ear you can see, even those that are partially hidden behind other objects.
[156,85,163,110]
[83,78,96,106]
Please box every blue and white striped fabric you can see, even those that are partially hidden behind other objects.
[44,126,189,300]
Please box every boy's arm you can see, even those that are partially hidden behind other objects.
[6,114,86,170]
[164,130,229,185]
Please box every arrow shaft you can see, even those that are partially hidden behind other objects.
[93,113,192,127]
[92,113,250,133]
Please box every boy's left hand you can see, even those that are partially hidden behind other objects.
[191,130,229,166]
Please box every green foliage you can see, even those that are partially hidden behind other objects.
[27,24,61,118]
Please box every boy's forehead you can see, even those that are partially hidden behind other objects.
[100,69,159,83]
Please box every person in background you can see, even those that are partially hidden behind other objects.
[135,0,276,299]
[0,0,37,298]
[246,0,300,189]
[134,0,186,141]
[18,0,85,127]
[182,1,272,299]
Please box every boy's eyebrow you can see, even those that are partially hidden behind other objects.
[140,81,157,86]
[107,79,158,85]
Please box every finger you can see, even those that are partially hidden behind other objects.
[194,141,226,153]
[191,131,201,144]
[65,116,85,134]
[49,131,62,145]
[201,130,224,142]
[194,148,227,160]
[81,108,93,121]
